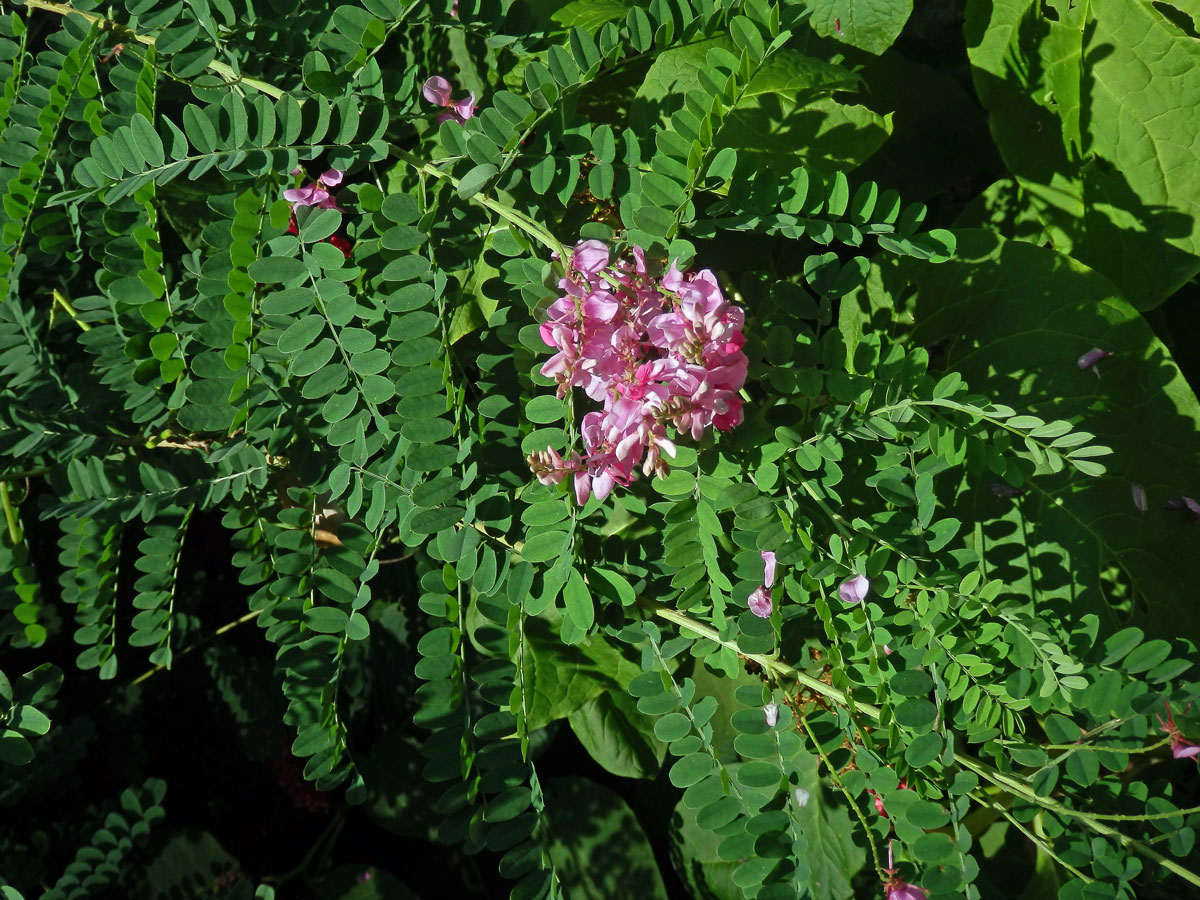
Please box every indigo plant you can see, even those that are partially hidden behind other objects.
[2,0,1199,898]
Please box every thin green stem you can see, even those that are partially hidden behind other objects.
[389,147,566,260]
[798,713,884,880]
[655,603,1200,888]
[969,789,1094,884]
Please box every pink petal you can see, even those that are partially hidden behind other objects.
[761,550,776,588]
[572,239,610,276]
[453,93,476,121]
[837,574,870,605]
[422,75,453,106]
[748,586,772,618]
[763,703,778,727]
[1077,347,1112,370]
[1173,740,1200,760]
[887,884,928,900]
[1132,482,1148,516]
[319,168,344,186]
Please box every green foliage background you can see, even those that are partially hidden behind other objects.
[1,0,1200,898]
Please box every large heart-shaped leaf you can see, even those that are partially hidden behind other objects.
[868,229,1200,640]
[964,0,1200,308]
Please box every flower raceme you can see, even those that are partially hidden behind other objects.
[422,75,476,125]
[528,241,748,505]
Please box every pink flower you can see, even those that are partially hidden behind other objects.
[1158,701,1200,760]
[1077,347,1112,376]
[571,239,610,275]
[283,168,344,213]
[423,74,475,124]
[886,884,928,900]
[748,550,776,618]
[883,840,926,900]
[763,703,778,727]
[838,574,870,605]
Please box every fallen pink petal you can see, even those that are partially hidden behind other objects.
[1077,347,1112,370]
[1132,483,1148,516]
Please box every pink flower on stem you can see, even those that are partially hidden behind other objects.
[422,75,475,124]
[838,574,870,605]
[763,703,778,727]
[1158,701,1200,760]
[882,841,926,900]
[748,550,776,618]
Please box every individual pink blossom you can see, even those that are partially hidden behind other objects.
[883,841,926,900]
[422,75,475,124]
[1158,701,1200,760]
[1132,483,1148,517]
[838,574,870,605]
[748,550,776,618]
[793,788,810,808]
[763,703,778,727]
[886,884,928,900]
[1165,497,1200,523]
[283,168,344,213]
[1077,347,1112,375]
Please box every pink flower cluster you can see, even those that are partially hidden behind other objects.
[422,75,476,125]
[527,240,748,505]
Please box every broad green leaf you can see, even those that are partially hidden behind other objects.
[873,230,1200,640]
[551,0,628,30]
[793,751,867,900]
[521,612,641,729]
[568,690,667,779]
[634,42,890,175]
[965,0,1200,307]
[545,776,669,900]
[805,0,913,55]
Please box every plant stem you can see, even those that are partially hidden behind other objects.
[390,147,566,260]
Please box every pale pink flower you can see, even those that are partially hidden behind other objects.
[748,550,777,618]
[793,788,810,808]
[1158,701,1200,760]
[422,74,475,124]
[763,703,778,727]
[883,841,926,900]
[1077,347,1112,370]
[838,574,870,605]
